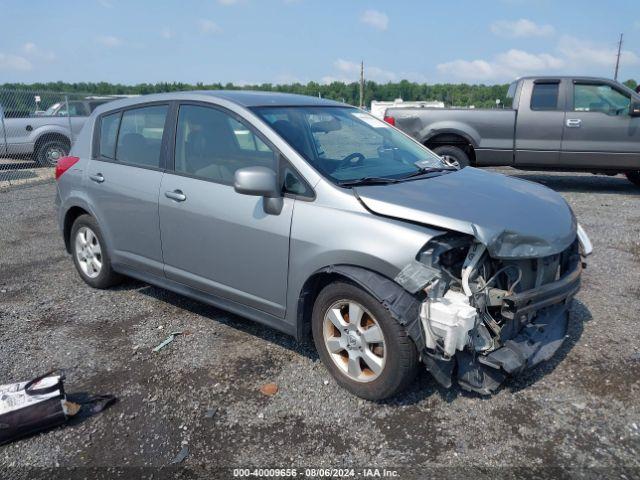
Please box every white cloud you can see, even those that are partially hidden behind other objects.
[360,10,388,31]
[97,0,113,7]
[437,49,564,81]
[490,18,554,38]
[558,35,639,68]
[21,42,56,61]
[436,33,640,83]
[0,53,32,71]
[198,19,222,34]
[218,0,240,4]
[161,28,174,39]
[96,35,124,47]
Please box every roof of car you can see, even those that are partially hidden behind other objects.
[93,90,346,114]
[196,90,345,107]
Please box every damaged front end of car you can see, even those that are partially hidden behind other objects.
[395,230,589,395]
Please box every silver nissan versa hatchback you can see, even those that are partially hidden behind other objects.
[55,91,592,400]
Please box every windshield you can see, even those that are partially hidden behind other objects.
[252,106,445,184]
[43,103,62,116]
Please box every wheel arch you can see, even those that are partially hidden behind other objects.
[63,205,91,253]
[425,132,477,165]
[296,265,424,353]
[34,132,71,157]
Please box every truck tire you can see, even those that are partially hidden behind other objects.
[36,139,69,167]
[312,281,419,401]
[626,171,640,187]
[433,145,470,169]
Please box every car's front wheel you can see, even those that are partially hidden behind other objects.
[312,282,419,400]
[70,214,122,289]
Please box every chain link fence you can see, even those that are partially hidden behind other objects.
[0,89,122,186]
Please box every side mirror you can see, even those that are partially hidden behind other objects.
[630,100,640,117]
[234,166,279,197]
[234,166,283,215]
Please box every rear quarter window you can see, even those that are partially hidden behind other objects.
[531,83,559,110]
[99,112,120,159]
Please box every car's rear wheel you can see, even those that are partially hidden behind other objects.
[626,171,640,187]
[70,214,122,289]
[312,282,419,400]
[433,145,470,169]
[36,139,69,167]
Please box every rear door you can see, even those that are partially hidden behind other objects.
[158,103,294,318]
[514,79,567,166]
[560,81,640,169]
[86,104,169,277]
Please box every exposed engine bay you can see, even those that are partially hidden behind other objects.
[395,232,586,394]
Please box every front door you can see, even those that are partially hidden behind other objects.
[159,103,293,318]
[560,81,640,169]
[86,104,170,277]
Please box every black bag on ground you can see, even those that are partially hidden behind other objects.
[0,370,73,445]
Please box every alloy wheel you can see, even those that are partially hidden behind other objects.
[322,300,386,382]
[75,226,103,279]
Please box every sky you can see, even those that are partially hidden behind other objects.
[0,0,639,85]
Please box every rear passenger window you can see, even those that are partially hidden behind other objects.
[115,105,168,168]
[531,83,559,110]
[174,105,275,183]
[99,112,120,159]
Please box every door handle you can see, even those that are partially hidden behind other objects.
[165,189,186,202]
[89,173,104,183]
[566,118,582,128]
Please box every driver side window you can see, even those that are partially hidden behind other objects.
[574,83,630,115]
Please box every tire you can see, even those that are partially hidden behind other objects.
[433,145,471,169]
[35,139,69,167]
[70,214,122,289]
[312,281,419,401]
[626,171,640,187]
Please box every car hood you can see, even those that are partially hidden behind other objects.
[354,167,577,259]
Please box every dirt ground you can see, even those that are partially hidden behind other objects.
[0,168,638,478]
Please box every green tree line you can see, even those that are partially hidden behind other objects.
[1,78,638,109]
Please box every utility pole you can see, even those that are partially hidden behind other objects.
[614,33,623,81]
[359,61,364,109]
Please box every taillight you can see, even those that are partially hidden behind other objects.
[55,156,79,180]
[383,115,395,126]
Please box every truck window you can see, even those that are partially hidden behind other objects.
[574,83,630,116]
[530,83,559,111]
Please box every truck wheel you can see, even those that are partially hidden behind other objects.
[626,171,640,187]
[433,145,470,169]
[312,281,419,401]
[36,139,69,167]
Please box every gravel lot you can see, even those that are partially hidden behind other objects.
[0,168,639,477]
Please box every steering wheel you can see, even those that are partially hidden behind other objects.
[338,152,366,169]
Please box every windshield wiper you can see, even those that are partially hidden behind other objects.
[398,166,456,180]
[338,176,401,187]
